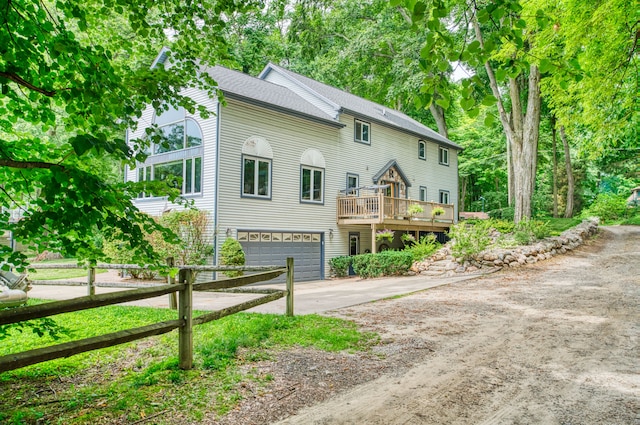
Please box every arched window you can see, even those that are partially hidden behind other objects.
[300,149,325,204]
[137,106,203,197]
[241,137,273,199]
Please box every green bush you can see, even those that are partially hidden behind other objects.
[351,250,413,278]
[583,193,628,223]
[488,206,514,220]
[488,219,515,234]
[220,238,245,277]
[448,221,491,262]
[329,256,352,277]
[515,218,550,241]
[404,234,440,262]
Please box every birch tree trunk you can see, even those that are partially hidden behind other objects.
[560,125,575,218]
[471,15,541,223]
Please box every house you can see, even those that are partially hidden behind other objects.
[628,187,640,206]
[126,53,463,281]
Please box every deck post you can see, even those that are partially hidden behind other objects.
[87,267,95,296]
[371,224,377,254]
[178,269,193,370]
[286,257,294,317]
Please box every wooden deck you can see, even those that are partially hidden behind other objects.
[336,194,455,230]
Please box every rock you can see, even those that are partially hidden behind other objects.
[455,266,466,273]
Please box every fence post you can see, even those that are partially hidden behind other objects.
[178,269,193,370]
[87,267,95,296]
[167,257,177,310]
[286,257,294,317]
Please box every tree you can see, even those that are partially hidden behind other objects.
[0,0,257,270]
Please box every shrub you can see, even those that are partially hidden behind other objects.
[102,210,214,279]
[220,238,245,277]
[448,221,491,262]
[405,234,440,261]
[513,218,550,243]
[582,193,628,223]
[487,219,515,234]
[329,256,352,277]
[351,250,413,278]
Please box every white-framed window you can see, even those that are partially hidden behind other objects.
[354,119,370,144]
[137,157,202,198]
[346,173,359,195]
[439,190,450,204]
[418,140,426,160]
[419,186,427,202]
[242,155,271,198]
[301,166,324,203]
[137,105,204,198]
[438,146,449,165]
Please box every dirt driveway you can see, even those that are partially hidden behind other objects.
[212,226,639,425]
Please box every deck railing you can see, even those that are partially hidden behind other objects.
[337,194,454,224]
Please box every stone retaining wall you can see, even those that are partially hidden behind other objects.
[411,219,599,276]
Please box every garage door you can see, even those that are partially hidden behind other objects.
[237,230,323,283]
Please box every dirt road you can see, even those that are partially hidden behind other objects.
[272,226,639,425]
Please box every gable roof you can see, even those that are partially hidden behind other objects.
[372,159,412,187]
[205,66,344,129]
[260,63,462,150]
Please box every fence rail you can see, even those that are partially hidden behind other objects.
[0,258,294,373]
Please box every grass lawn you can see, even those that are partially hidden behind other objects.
[28,259,108,281]
[0,299,376,424]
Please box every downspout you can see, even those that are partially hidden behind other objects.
[213,101,221,278]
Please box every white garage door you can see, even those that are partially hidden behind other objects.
[237,230,323,283]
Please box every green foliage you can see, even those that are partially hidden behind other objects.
[514,219,551,244]
[0,0,256,272]
[329,256,352,277]
[1,302,373,423]
[408,203,424,217]
[101,210,213,279]
[431,206,445,217]
[404,234,440,262]
[0,313,69,342]
[351,251,414,278]
[582,193,629,223]
[220,238,245,278]
[448,221,492,262]
[375,229,395,242]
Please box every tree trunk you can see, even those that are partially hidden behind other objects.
[459,175,467,213]
[471,14,541,223]
[429,102,449,138]
[551,116,558,218]
[559,125,575,218]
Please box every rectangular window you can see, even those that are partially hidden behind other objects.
[418,140,426,160]
[439,190,450,204]
[137,166,151,198]
[242,156,271,198]
[301,166,324,203]
[438,146,449,165]
[347,173,359,195]
[154,160,184,190]
[354,119,370,144]
[419,186,427,202]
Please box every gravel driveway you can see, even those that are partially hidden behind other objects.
[206,226,639,425]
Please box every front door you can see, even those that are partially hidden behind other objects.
[349,233,359,275]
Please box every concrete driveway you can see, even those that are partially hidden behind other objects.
[27,272,485,315]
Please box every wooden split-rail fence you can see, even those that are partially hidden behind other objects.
[0,258,294,373]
